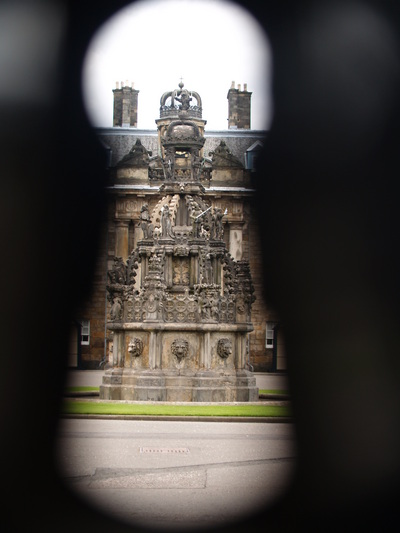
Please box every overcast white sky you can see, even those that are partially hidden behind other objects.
[82,0,272,130]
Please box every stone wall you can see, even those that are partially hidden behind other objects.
[246,201,278,371]
[73,218,110,368]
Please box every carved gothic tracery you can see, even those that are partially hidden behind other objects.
[107,82,255,346]
[107,192,254,325]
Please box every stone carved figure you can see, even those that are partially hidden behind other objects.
[140,203,153,239]
[128,337,144,358]
[164,152,174,180]
[171,338,189,361]
[161,204,174,238]
[200,226,210,239]
[145,293,158,313]
[212,207,225,240]
[217,338,232,359]
[153,226,162,240]
[202,300,211,320]
[204,253,213,284]
[190,150,201,180]
[148,251,164,274]
[108,257,126,285]
[189,205,202,238]
[176,89,192,111]
[211,295,220,322]
[110,297,122,321]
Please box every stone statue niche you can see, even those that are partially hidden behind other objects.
[100,83,258,402]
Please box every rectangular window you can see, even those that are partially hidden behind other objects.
[80,319,90,345]
[266,322,275,349]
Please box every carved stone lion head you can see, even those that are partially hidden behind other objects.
[217,338,232,359]
[171,338,189,361]
[128,337,143,358]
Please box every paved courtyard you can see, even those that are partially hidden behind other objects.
[56,418,296,530]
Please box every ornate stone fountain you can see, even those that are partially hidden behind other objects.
[100,83,258,401]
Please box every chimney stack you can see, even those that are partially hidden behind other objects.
[113,81,139,128]
[227,82,252,129]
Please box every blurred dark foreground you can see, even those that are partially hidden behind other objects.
[1,1,400,531]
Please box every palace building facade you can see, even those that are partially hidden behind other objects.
[69,81,285,372]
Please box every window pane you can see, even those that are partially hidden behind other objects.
[80,320,90,345]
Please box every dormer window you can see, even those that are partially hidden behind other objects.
[245,140,263,172]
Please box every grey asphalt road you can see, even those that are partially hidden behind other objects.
[56,419,296,531]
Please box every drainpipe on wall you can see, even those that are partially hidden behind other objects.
[71,319,82,369]
[272,324,278,372]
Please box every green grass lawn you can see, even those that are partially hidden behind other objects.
[62,400,291,418]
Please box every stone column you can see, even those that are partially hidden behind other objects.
[165,248,173,288]
[115,220,130,262]
[215,255,223,286]
[155,332,162,369]
[236,333,246,369]
[113,332,125,368]
[133,221,141,290]
[133,219,141,248]
[148,331,162,369]
[149,332,157,369]
[140,250,150,287]
[190,248,199,287]
[201,332,211,369]
[229,223,244,261]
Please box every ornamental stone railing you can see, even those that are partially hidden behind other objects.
[160,105,202,118]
